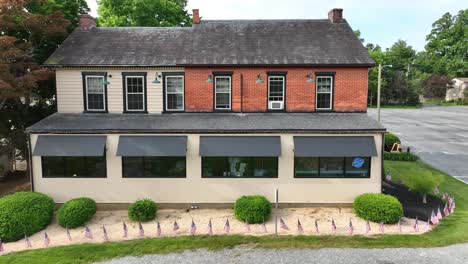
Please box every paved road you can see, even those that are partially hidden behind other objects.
[368,106,468,184]
[98,243,468,264]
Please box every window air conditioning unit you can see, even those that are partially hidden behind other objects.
[269,101,284,110]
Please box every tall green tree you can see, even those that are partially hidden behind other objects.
[423,10,468,76]
[98,0,191,27]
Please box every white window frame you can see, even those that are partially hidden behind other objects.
[268,76,285,110]
[124,75,146,112]
[85,75,106,112]
[214,76,232,110]
[165,75,185,112]
[315,76,333,110]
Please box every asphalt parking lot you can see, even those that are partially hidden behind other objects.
[368,106,468,184]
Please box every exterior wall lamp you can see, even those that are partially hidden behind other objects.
[207,74,213,83]
[152,72,162,84]
[256,73,264,84]
[306,72,315,83]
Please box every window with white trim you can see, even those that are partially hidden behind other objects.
[124,76,146,112]
[268,76,285,110]
[165,75,184,111]
[214,76,231,110]
[316,76,333,110]
[85,75,106,111]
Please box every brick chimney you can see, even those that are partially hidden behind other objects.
[328,8,343,23]
[79,14,96,30]
[192,9,200,24]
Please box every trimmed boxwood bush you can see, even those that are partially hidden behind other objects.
[57,197,97,228]
[384,151,418,161]
[354,193,403,224]
[234,195,271,224]
[384,132,401,151]
[0,192,54,242]
[128,199,157,222]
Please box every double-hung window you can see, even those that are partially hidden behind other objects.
[268,75,285,110]
[123,73,146,112]
[165,75,184,111]
[214,76,231,110]
[316,76,333,110]
[83,73,107,112]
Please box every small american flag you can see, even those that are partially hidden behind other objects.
[442,192,449,200]
[102,225,109,242]
[365,220,371,234]
[122,222,128,238]
[434,186,440,195]
[24,234,32,248]
[138,222,144,237]
[397,218,402,233]
[385,174,392,182]
[66,228,72,241]
[443,203,450,216]
[436,207,443,220]
[43,232,50,247]
[314,219,319,234]
[262,221,267,233]
[430,210,439,225]
[379,222,385,234]
[424,220,431,231]
[245,221,250,232]
[207,219,213,235]
[173,221,180,231]
[413,218,419,232]
[297,219,303,233]
[84,226,93,239]
[190,220,197,235]
[348,219,354,236]
[331,219,337,233]
[156,222,161,237]
[279,218,289,230]
[450,196,456,212]
[0,238,4,252]
[224,219,230,234]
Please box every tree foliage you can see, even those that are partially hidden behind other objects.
[423,75,453,101]
[97,0,191,27]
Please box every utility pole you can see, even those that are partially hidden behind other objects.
[377,63,382,122]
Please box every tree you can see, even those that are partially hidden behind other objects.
[423,75,453,102]
[424,10,468,76]
[97,0,191,27]
[401,171,444,204]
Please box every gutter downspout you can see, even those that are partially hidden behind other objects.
[27,132,35,192]
[240,74,244,113]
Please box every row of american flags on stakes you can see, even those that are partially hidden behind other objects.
[0,193,455,252]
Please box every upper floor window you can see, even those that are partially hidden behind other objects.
[83,73,107,112]
[268,75,285,110]
[123,73,147,112]
[165,75,184,111]
[214,76,231,110]
[316,76,333,110]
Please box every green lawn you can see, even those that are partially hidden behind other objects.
[1,160,467,264]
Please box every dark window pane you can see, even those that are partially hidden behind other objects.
[294,157,319,177]
[122,157,186,178]
[345,157,370,178]
[202,157,278,178]
[127,94,144,110]
[42,156,106,178]
[316,93,331,109]
[167,94,183,110]
[215,93,230,109]
[87,94,104,110]
[319,157,344,177]
[268,76,284,102]
[122,157,145,177]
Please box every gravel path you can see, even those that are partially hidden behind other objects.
[98,243,468,264]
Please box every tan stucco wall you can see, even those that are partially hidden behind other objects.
[55,67,184,113]
[31,133,382,204]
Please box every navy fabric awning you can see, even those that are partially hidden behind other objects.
[116,136,187,156]
[294,136,377,157]
[199,136,281,157]
[33,135,106,156]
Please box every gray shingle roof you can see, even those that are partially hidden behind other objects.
[26,113,385,133]
[44,20,374,67]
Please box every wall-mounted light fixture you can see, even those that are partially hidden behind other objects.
[256,73,264,84]
[207,74,213,83]
[101,73,111,85]
[152,72,162,84]
[306,72,315,83]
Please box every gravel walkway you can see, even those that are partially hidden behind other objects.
[97,243,468,264]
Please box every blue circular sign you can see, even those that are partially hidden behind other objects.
[352,158,364,168]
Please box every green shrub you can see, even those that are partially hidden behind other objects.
[384,132,401,150]
[384,151,418,161]
[57,197,97,228]
[234,195,271,224]
[128,199,157,222]
[0,192,54,242]
[401,171,444,203]
[353,193,403,224]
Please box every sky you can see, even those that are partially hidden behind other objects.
[85,0,466,51]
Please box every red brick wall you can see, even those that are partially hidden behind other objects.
[184,67,368,112]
